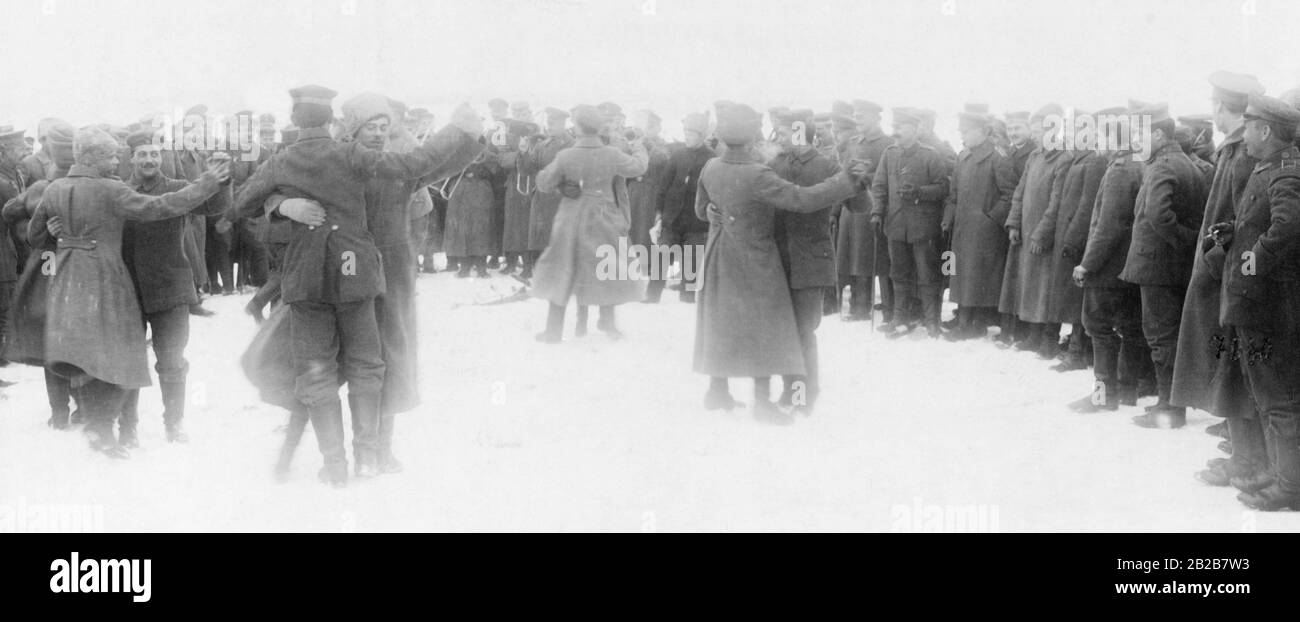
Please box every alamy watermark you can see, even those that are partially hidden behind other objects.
[1041,109,1154,161]
[595,236,704,291]
[0,496,104,533]
[890,497,1000,532]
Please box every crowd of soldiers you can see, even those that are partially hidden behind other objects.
[2,70,1300,510]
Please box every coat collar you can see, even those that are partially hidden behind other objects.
[1145,141,1178,162]
[1252,145,1300,173]
[67,164,105,178]
[1217,124,1245,154]
[960,140,994,162]
[722,146,754,164]
[297,127,333,142]
[574,136,604,148]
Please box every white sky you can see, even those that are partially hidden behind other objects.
[7,0,1300,144]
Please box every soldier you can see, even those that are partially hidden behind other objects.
[160,105,215,316]
[1069,110,1146,412]
[3,121,82,427]
[32,127,230,458]
[1002,104,1073,356]
[1210,95,1300,511]
[835,100,892,322]
[226,110,271,293]
[0,126,25,370]
[993,110,1037,346]
[117,130,233,447]
[1123,103,1208,429]
[693,103,867,424]
[869,107,951,338]
[942,111,1017,340]
[1035,111,1107,369]
[498,102,536,275]
[1178,72,1266,487]
[19,119,60,186]
[1176,124,1216,187]
[769,109,841,413]
[627,110,671,263]
[522,107,574,280]
[1178,113,1217,163]
[258,113,280,154]
[645,111,713,304]
[531,105,648,343]
[444,141,503,278]
[233,85,483,485]
[244,125,299,322]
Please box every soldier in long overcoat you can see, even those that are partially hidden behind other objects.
[693,103,864,424]
[32,127,228,458]
[530,105,648,342]
[943,112,1017,339]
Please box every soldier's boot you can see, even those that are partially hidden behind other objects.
[1068,381,1118,413]
[1035,323,1062,360]
[1206,420,1229,439]
[161,380,189,443]
[377,409,403,474]
[596,306,622,340]
[751,376,792,425]
[1117,384,1138,406]
[473,257,489,279]
[574,306,589,338]
[82,381,129,460]
[643,279,665,303]
[454,257,471,278]
[1238,423,1300,511]
[1196,456,1260,487]
[535,304,565,344]
[119,389,140,449]
[309,399,348,488]
[704,377,739,411]
[45,371,72,430]
[274,406,310,482]
[486,255,499,270]
[1015,323,1043,352]
[1233,422,1278,493]
[1131,407,1186,429]
[349,393,382,479]
[498,253,518,274]
[519,252,537,280]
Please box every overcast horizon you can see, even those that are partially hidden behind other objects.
[7,0,1299,143]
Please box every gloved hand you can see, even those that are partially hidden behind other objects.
[47,215,64,237]
[1208,222,1233,247]
[870,214,883,234]
[278,198,327,227]
[1008,228,1021,246]
[899,182,919,202]
[559,179,582,199]
[1072,265,1088,287]
[214,218,233,234]
[200,157,232,185]
[449,103,483,137]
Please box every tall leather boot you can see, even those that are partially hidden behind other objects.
[45,369,72,430]
[119,389,140,449]
[83,380,129,459]
[348,392,382,478]
[377,409,403,474]
[536,303,565,343]
[275,405,310,482]
[309,398,348,487]
[161,380,189,443]
[596,305,621,339]
[704,376,738,411]
[1239,417,1300,511]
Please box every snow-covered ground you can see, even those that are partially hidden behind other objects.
[2,267,1297,533]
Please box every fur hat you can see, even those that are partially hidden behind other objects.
[341,92,395,139]
[73,126,123,169]
[46,122,76,167]
[716,103,762,145]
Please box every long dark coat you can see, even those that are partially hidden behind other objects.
[500,135,532,254]
[443,158,502,257]
[692,148,856,378]
[1216,145,1300,396]
[944,140,1016,307]
[530,136,648,306]
[768,147,840,289]
[2,171,66,366]
[31,165,220,387]
[1171,127,1256,414]
[835,127,892,277]
[1033,150,1106,324]
[627,137,671,249]
[524,133,574,251]
[1001,147,1072,322]
[1118,142,1207,287]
